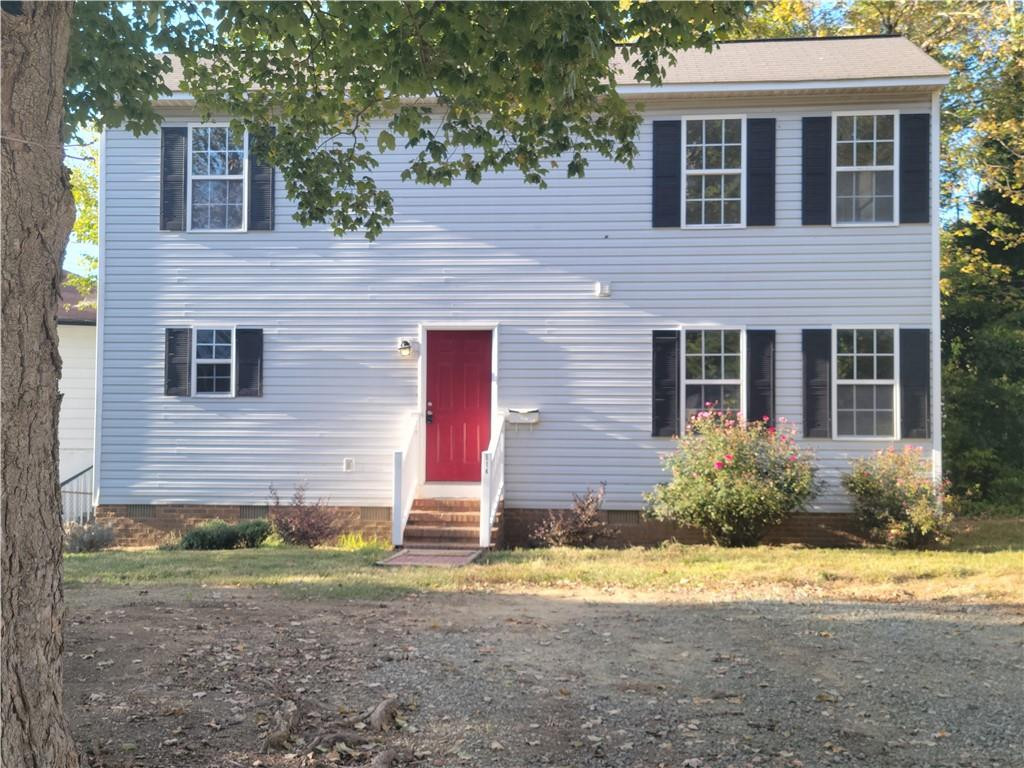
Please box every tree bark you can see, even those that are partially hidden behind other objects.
[1,2,79,767]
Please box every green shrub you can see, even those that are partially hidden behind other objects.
[645,411,819,546]
[842,446,952,548]
[178,518,271,550]
[236,519,272,548]
[64,522,116,553]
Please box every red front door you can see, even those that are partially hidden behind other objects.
[426,330,492,482]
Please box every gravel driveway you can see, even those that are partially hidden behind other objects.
[66,586,1022,768]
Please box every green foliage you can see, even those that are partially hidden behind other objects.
[843,446,953,548]
[178,518,271,550]
[66,2,211,137]
[531,483,618,547]
[64,522,116,553]
[178,1,748,238]
[269,484,339,547]
[64,133,99,304]
[646,412,818,546]
[942,190,1024,508]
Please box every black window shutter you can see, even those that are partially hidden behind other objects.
[248,129,275,231]
[746,118,776,226]
[652,330,680,436]
[746,330,775,423]
[801,117,831,225]
[160,127,188,231]
[652,121,681,228]
[899,113,930,224]
[236,328,264,397]
[900,328,930,438]
[164,328,192,396]
[802,329,831,437]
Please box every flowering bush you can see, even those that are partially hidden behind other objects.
[645,410,819,546]
[842,446,952,548]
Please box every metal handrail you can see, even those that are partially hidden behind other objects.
[61,465,94,526]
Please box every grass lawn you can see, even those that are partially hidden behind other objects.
[65,517,1024,604]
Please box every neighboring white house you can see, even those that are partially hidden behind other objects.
[93,36,947,547]
[58,277,97,483]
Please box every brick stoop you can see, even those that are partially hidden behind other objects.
[403,498,502,549]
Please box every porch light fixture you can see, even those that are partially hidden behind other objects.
[397,339,414,357]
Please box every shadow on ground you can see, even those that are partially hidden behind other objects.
[66,585,1022,768]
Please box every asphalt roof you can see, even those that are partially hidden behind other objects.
[162,36,946,95]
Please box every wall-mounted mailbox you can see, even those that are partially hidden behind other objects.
[507,408,540,425]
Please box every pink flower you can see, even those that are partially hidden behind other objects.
[788,454,798,462]
[714,461,724,470]
[762,415,770,422]
[724,454,734,462]
[767,426,776,434]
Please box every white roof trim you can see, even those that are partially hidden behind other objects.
[157,73,948,108]
[617,75,949,95]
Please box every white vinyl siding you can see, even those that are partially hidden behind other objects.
[58,324,96,481]
[98,92,935,514]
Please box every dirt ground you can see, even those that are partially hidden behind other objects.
[66,586,1022,768]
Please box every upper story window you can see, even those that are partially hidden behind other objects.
[189,126,246,231]
[684,117,744,227]
[194,328,234,395]
[834,327,896,438]
[834,113,896,225]
[684,328,743,424]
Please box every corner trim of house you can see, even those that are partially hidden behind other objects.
[92,126,108,508]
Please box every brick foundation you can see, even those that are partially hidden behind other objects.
[97,504,862,549]
[96,504,391,547]
[502,508,866,548]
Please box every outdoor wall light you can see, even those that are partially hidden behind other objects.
[397,339,414,358]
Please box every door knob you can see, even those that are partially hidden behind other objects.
[426,410,433,424]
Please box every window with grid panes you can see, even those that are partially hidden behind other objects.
[835,328,896,437]
[684,118,744,226]
[835,114,895,224]
[684,329,742,425]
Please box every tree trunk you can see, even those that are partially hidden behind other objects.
[1,2,79,766]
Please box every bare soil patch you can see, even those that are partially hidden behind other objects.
[67,586,1022,768]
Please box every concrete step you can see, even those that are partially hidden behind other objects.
[412,497,480,512]
[408,510,481,526]
[399,541,484,552]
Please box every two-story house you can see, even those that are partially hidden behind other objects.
[93,36,947,548]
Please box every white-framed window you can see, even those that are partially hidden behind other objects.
[194,328,235,395]
[683,116,746,227]
[833,112,898,225]
[833,327,898,438]
[188,125,247,232]
[683,328,744,425]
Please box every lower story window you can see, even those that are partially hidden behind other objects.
[195,328,233,394]
[835,327,895,437]
[684,328,742,425]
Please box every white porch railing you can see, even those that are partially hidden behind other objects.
[392,412,422,547]
[61,465,94,526]
[479,413,506,548]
